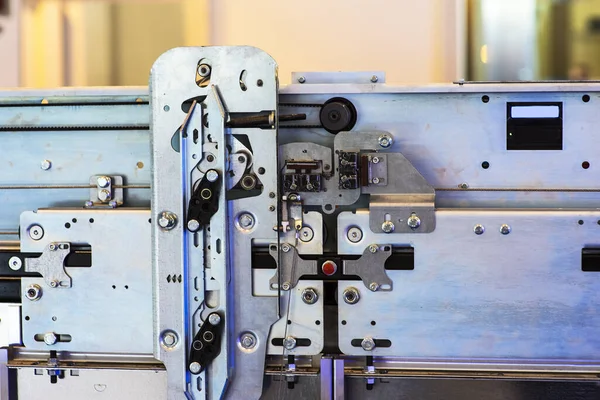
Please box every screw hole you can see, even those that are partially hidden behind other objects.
[125,285,129,289]
[71,218,77,223]
[482,95,490,103]
[579,220,584,225]
[287,320,292,325]
[258,167,265,175]
[481,161,490,169]
[583,94,591,103]
[52,316,57,321]
[148,218,151,223]
[325,204,333,211]
[371,320,376,326]
[315,320,321,325]
[164,105,170,112]
[582,161,590,169]
[89,218,94,223]
[25,316,30,321]
[112,285,116,289]
[341,320,347,325]
[207,155,215,162]
[257,79,263,87]
[65,222,71,229]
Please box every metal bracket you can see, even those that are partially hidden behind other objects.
[87,175,123,208]
[269,244,317,290]
[344,244,393,292]
[25,242,72,288]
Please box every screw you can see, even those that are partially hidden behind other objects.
[49,280,59,288]
[474,224,485,235]
[84,200,94,207]
[378,134,393,148]
[372,156,380,164]
[25,284,42,301]
[187,219,200,232]
[96,176,110,188]
[500,224,511,235]
[43,332,58,346]
[269,205,276,212]
[297,76,306,84]
[161,331,178,348]
[407,213,421,229]
[283,336,297,350]
[368,244,378,253]
[281,282,291,291]
[299,226,314,242]
[240,332,257,349]
[459,183,469,189]
[371,75,378,83]
[158,211,177,230]
[343,287,360,304]
[8,256,22,271]
[281,243,291,252]
[98,189,111,202]
[301,287,318,304]
[198,64,211,77]
[369,282,380,292]
[108,200,117,208]
[49,243,57,251]
[238,213,255,230]
[372,177,380,184]
[205,169,219,183]
[269,192,276,198]
[347,227,363,243]
[28,224,44,241]
[40,160,52,170]
[189,362,202,374]
[361,337,376,351]
[208,313,221,326]
[381,221,395,233]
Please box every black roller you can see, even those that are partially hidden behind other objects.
[319,97,357,134]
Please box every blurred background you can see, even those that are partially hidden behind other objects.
[0,0,599,88]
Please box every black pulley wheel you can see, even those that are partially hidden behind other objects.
[319,97,357,134]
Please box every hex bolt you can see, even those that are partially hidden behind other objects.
[474,224,485,235]
[500,224,511,235]
[240,332,257,349]
[161,331,178,348]
[28,224,44,241]
[361,337,376,351]
[44,332,58,346]
[198,64,211,77]
[371,75,379,83]
[208,313,221,326]
[25,284,42,301]
[205,169,219,183]
[158,211,178,230]
[299,226,314,242]
[459,183,469,189]
[407,213,421,229]
[369,282,380,292]
[238,213,255,230]
[372,177,380,184]
[347,227,363,243]
[98,189,111,202]
[281,282,291,291]
[187,219,200,232]
[8,256,22,271]
[40,160,52,170]
[301,287,319,305]
[343,287,360,304]
[381,221,395,233]
[368,244,378,253]
[189,362,202,374]
[281,243,291,253]
[283,336,297,350]
[297,76,306,84]
[96,176,110,188]
[372,156,380,164]
[378,134,393,148]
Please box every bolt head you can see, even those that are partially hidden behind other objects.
[372,156,380,164]
[8,256,22,271]
[162,331,178,348]
[407,213,421,229]
[238,213,255,229]
[240,333,257,349]
[208,313,221,326]
[84,200,94,207]
[474,224,485,235]
[205,169,219,183]
[368,244,378,253]
[500,224,511,235]
[25,284,42,301]
[343,287,360,304]
[361,337,376,351]
[269,205,276,212]
[49,281,59,288]
[378,134,393,148]
[369,282,380,292]
[281,243,291,253]
[158,211,177,230]
[297,76,306,84]
[44,332,58,346]
[381,221,395,233]
[98,189,111,202]
[49,243,57,251]
[372,177,380,184]
[371,75,378,83]
[189,362,202,374]
[281,282,291,291]
[96,176,110,188]
[347,227,363,243]
[283,336,297,350]
[40,160,52,170]
[187,219,200,232]
[28,225,44,241]
[299,226,314,242]
[301,288,319,304]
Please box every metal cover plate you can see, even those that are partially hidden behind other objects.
[337,209,600,363]
[20,209,153,354]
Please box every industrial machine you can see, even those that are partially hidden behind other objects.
[1,46,600,399]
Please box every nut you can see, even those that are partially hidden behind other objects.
[161,331,178,348]
[240,332,257,349]
[158,211,177,230]
[500,224,511,235]
[343,287,360,304]
[381,221,395,233]
[208,313,221,326]
[28,225,44,241]
[407,213,421,229]
[238,213,255,230]
[44,332,58,346]
[40,160,52,170]
[347,227,363,243]
[361,337,376,351]
[301,287,318,304]
[96,176,110,188]
[283,336,297,350]
[189,362,202,374]
[8,256,22,271]
[474,224,485,235]
[378,134,393,148]
[25,284,42,301]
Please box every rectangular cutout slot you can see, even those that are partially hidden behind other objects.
[507,102,563,150]
[384,247,415,270]
[582,248,600,271]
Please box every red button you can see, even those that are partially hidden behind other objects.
[322,260,338,276]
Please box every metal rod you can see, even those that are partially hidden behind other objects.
[437,188,600,193]
[0,232,18,236]
[0,185,150,190]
